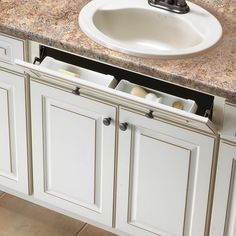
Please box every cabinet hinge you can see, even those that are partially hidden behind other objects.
[33,57,41,65]
[204,109,212,118]
[33,46,47,65]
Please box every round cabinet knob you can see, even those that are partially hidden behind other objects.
[103,117,112,126]
[72,87,80,95]
[119,122,128,131]
[145,110,154,119]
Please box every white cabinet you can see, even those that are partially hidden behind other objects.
[116,108,216,236]
[0,70,28,193]
[15,44,218,235]
[210,141,236,236]
[210,103,236,236]
[0,34,25,73]
[30,81,116,226]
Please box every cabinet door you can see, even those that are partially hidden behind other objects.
[0,70,28,193]
[210,141,236,236]
[30,81,116,226]
[116,109,215,236]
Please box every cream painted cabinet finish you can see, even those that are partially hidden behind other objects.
[0,70,28,193]
[210,141,236,236]
[30,81,116,226]
[116,108,215,236]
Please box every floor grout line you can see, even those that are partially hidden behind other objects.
[74,223,88,236]
[0,195,114,236]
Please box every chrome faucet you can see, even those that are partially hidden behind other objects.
[148,0,190,14]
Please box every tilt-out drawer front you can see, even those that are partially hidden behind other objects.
[16,56,117,88]
[15,58,216,135]
[115,80,198,113]
[0,34,25,73]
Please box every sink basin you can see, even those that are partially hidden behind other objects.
[79,0,222,58]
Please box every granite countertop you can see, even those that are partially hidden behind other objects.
[0,0,236,102]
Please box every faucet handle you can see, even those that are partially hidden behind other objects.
[165,0,174,4]
[176,0,187,7]
[149,0,189,13]
[150,0,158,4]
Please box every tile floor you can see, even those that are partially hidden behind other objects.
[0,192,116,236]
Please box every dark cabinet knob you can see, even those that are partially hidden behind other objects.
[145,110,154,119]
[72,87,80,95]
[103,118,112,126]
[119,122,128,131]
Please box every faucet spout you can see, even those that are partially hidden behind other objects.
[148,0,190,14]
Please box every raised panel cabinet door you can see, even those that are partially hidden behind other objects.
[210,141,236,236]
[30,81,116,226]
[116,108,216,236]
[0,70,28,193]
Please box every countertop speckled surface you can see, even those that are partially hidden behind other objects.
[0,0,236,102]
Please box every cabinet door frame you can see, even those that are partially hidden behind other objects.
[210,140,236,236]
[116,108,216,236]
[30,81,117,226]
[0,70,28,194]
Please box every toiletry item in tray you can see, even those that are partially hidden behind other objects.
[115,80,197,113]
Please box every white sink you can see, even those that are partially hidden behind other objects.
[79,0,222,58]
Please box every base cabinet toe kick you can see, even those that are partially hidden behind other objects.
[0,33,235,236]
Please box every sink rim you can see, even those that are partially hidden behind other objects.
[79,0,223,58]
